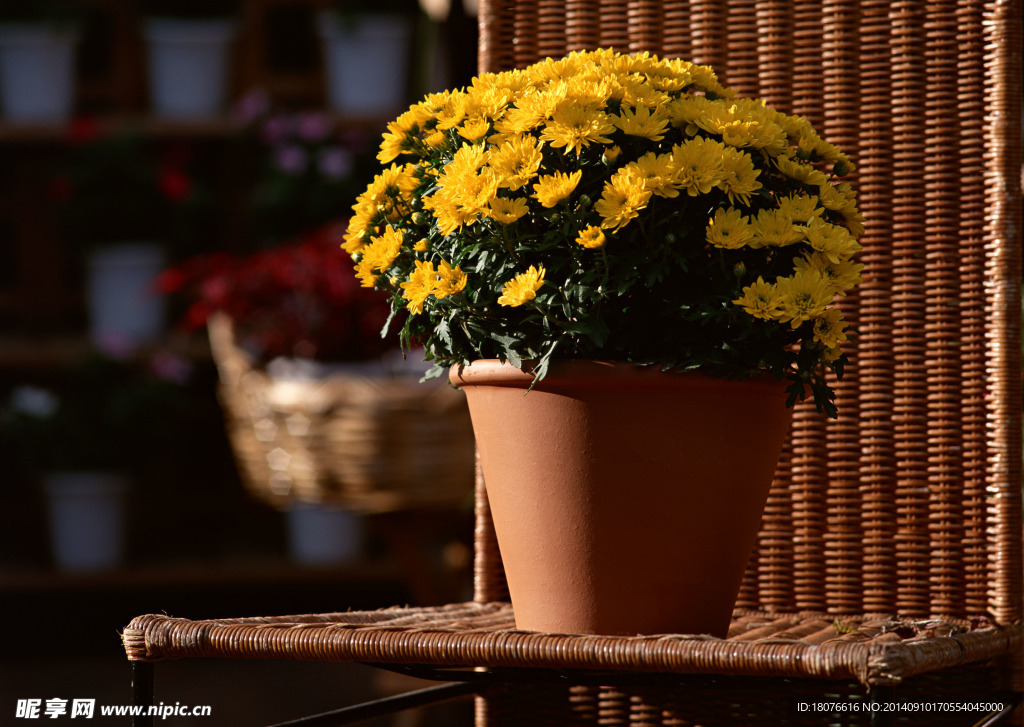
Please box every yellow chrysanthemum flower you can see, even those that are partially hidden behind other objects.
[718,147,762,206]
[376,104,434,162]
[458,116,491,141]
[532,170,582,208]
[612,104,670,141]
[400,260,439,314]
[435,260,468,298]
[433,90,468,130]
[498,265,546,307]
[776,194,821,223]
[539,104,615,155]
[421,130,444,147]
[794,253,864,295]
[377,131,406,164]
[803,216,862,263]
[749,209,803,248]
[811,308,848,348]
[796,126,848,167]
[343,200,377,254]
[353,164,418,233]
[667,95,714,136]
[595,168,653,231]
[733,277,782,321]
[774,271,833,328]
[670,137,726,196]
[487,196,529,224]
[602,145,622,164]
[464,86,511,120]
[630,152,680,198]
[687,63,732,98]
[774,154,829,187]
[646,67,691,93]
[575,225,606,249]
[827,183,865,237]
[694,98,788,155]
[496,95,556,137]
[706,207,753,249]
[423,144,498,235]
[355,227,405,287]
[488,135,543,191]
[552,75,615,109]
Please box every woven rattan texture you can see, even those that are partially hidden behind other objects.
[477,0,1024,625]
[123,604,1020,688]
[207,312,475,513]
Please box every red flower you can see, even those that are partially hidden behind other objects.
[160,221,399,361]
[158,168,193,203]
[153,267,186,294]
[67,116,99,145]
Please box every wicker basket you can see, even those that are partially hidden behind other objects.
[207,312,476,513]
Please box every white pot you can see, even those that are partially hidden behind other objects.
[86,242,167,350]
[143,18,235,118]
[0,24,78,122]
[286,502,364,566]
[316,13,413,115]
[43,471,128,572]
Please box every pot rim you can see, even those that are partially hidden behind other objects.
[449,358,788,394]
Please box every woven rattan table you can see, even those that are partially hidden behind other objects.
[123,0,1022,724]
[124,601,1019,687]
[123,600,1021,725]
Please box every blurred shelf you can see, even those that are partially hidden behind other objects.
[0,556,405,595]
[0,112,396,143]
[0,334,94,369]
[0,116,243,142]
[1,556,418,657]
[0,332,211,370]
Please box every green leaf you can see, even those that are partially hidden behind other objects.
[491,332,523,368]
[564,316,610,348]
[436,318,452,347]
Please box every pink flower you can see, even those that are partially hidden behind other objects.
[234,89,270,124]
[295,112,332,142]
[260,115,291,144]
[274,144,308,175]
[317,147,352,180]
[148,351,193,384]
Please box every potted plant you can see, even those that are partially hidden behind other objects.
[0,0,82,121]
[344,48,864,636]
[138,0,240,118]
[49,121,209,349]
[0,354,193,571]
[316,0,417,115]
[158,223,476,561]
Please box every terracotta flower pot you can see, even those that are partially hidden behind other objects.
[450,359,792,637]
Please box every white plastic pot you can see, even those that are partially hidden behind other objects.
[286,502,364,566]
[143,18,235,118]
[316,13,413,115]
[43,471,128,572]
[0,24,78,122]
[86,242,167,350]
